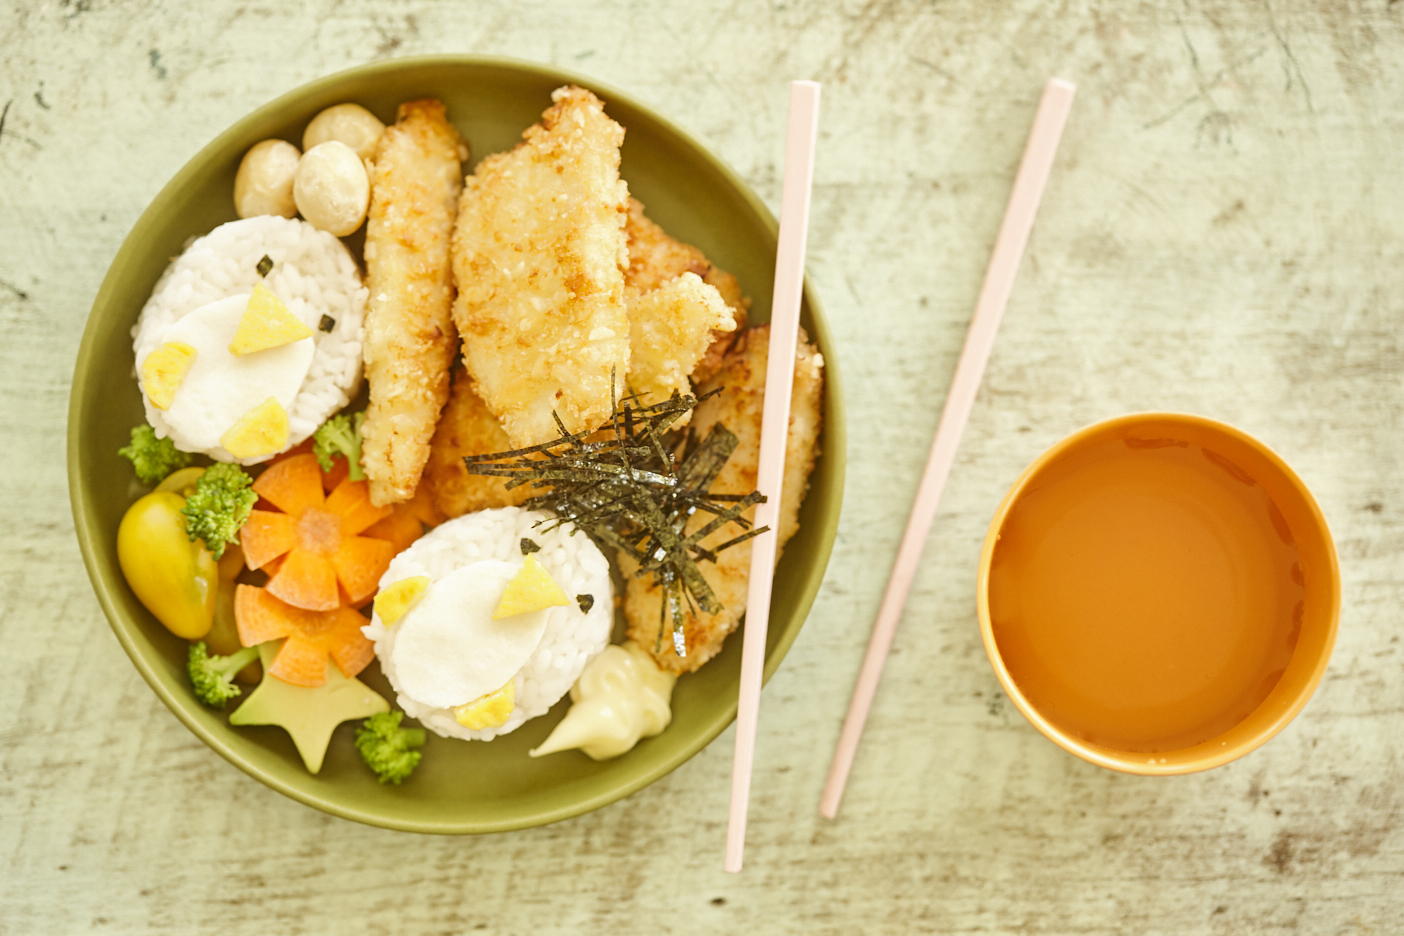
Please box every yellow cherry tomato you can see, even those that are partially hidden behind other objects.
[117,491,218,640]
[155,466,206,496]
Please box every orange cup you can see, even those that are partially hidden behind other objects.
[976,413,1339,775]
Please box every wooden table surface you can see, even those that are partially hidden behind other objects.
[3,2,1401,933]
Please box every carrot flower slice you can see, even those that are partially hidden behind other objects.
[240,510,297,570]
[326,475,392,536]
[233,442,434,687]
[266,547,339,611]
[240,452,396,611]
[233,584,375,687]
[253,454,325,517]
[331,536,397,606]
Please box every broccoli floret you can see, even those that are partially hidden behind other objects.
[355,711,426,784]
[312,412,366,480]
[187,641,260,707]
[118,424,192,485]
[180,462,256,559]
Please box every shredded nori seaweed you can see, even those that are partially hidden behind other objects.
[318,314,336,333]
[256,255,273,277]
[520,537,540,555]
[462,377,767,657]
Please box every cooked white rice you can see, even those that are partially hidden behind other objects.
[363,506,614,741]
[131,215,367,464]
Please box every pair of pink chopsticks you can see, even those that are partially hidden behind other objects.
[726,78,1076,870]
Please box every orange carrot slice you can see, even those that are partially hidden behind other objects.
[234,585,375,686]
[363,508,423,555]
[321,454,350,492]
[253,453,325,517]
[240,510,297,570]
[261,554,285,580]
[331,536,396,605]
[235,583,294,647]
[268,636,331,687]
[266,547,339,611]
[326,477,392,536]
[327,607,377,677]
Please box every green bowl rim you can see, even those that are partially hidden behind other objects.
[67,53,846,833]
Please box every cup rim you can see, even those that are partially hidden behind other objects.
[975,412,1340,776]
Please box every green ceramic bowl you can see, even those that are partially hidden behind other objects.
[68,56,845,833]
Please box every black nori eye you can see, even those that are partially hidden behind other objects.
[520,538,541,555]
[576,594,594,613]
[319,314,335,333]
[256,255,273,276]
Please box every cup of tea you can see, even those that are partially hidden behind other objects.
[976,413,1339,774]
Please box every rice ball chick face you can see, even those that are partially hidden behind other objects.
[390,560,550,710]
[131,216,369,464]
[143,293,314,454]
[364,506,614,742]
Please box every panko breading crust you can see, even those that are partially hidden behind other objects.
[623,197,748,384]
[451,85,631,449]
[422,366,534,520]
[626,271,735,413]
[623,325,825,673]
[360,99,467,506]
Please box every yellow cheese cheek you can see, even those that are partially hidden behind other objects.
[141,342,198,410]
[229,283,314,355]
[454,680,516,730]
[493,554,570,619]
[221,397,289,459]
[374,576,431,626]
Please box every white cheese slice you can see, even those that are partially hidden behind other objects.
[390,560,549,710]
[149,293,314,453]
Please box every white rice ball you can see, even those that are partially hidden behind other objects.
[364,507,614,742]
[131,215,367,464]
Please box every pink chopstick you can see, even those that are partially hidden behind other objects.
[725,80,822,874]
[819,77,1076,820]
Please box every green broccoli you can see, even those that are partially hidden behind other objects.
[118,424,192,485]
[355,711,426,784]
[187,641,260,707]
[312,412,366,480]
[179,462,256,559]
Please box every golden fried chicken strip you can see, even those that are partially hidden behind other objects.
[623,325,825,673]
[623,197,748,384]
[626,272,735,412]
[422,365,534,520]
[451,85,630,448]
[360,99,467,506]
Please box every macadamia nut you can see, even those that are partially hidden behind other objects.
[293,141,370,237]
[233,139,300,219]
[303,103,386,162]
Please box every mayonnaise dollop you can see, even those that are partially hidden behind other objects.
[529,642,676,760]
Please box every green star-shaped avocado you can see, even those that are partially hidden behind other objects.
[229,641,389,773]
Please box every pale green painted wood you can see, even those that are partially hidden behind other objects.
[3,2,1402,933]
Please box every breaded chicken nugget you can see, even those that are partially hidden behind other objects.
[451,85,631,448]
[360,99,467,506]
[422,366,533,520]
[623,197,748,384]
[626,271,735,413]
[623,325,824,673]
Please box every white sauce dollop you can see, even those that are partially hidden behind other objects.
[529,642,677,761]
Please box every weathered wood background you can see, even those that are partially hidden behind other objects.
[3,1,1401,933]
